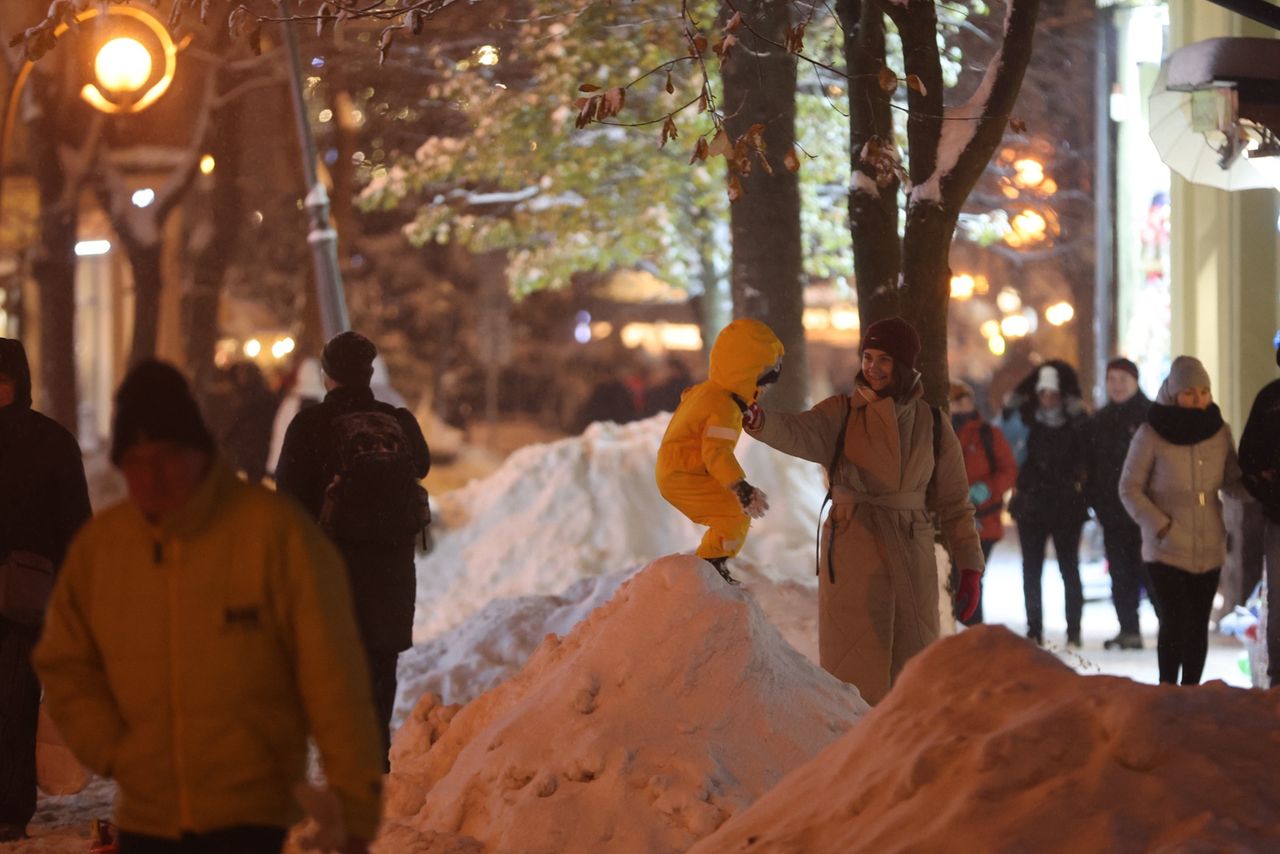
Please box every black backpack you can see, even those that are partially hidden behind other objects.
[320,410,429,545]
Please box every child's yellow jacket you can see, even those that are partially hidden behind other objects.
[656,318,784,489]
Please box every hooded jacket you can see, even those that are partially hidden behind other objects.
[1118,378,1245,573]
[746,375,983,704]
[1003,360,1090,526]
[0,338,91,578]
[1239,376,1280,524]
[656,318,784,489]
[1087,390,1152,529]
[34,462,384,839]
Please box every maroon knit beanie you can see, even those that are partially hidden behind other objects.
[861,316,921,370]
[1106,356,1139,381]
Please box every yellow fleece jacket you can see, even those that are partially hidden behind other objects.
[34,461,384,840]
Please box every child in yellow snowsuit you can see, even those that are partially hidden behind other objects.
[656,318,783,583]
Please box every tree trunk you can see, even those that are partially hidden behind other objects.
[692,207,731,365]
[720,0,807,411]
[840,0,902,328]
[183,94,244,386]
[30,208,78,433]
[900,204,960,407]
[125,240,163,366]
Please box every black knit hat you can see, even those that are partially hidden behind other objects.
[321,331,377,387]
[110,360,215,465]
[862,316,921,370]
[1105,357,1139,381]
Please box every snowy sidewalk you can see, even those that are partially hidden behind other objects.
[976,533,1252,688]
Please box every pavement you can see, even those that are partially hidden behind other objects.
[975,526,1254,688]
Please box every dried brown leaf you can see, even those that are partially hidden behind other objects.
[725,11,743,33]
[878,65,897,94]
[579,83,601,93]
[690,137,710,164]
[707,128,733,158]
[665,71,674,95]
[784,147,800,172]
[906,74,927,96]
[1009,117,1028,134]
[690,34,708,56]
[727,175,742,203]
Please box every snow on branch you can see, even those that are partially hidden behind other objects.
[908,0,1040,209]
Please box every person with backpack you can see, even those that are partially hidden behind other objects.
[0,339,91,843]
[1239,331,1280,688]
[276,332,430,769]
[948,380,1018,626]
[1087,357,1155,650]
[744,317,984,704]
[1003,361,1091,648]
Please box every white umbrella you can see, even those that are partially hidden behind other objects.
[1148,39,1280,192]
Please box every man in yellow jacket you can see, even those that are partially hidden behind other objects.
[35,361,383,854]
[656,318,783,584]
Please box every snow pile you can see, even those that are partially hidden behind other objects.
[380,555,867,853]
[414,415,826,641]
[396,563,824,717]
[690,625,1280,853]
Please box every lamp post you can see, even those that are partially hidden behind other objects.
[276,0,349,341]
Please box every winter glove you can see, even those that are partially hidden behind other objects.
[954,569,982,622]
[742,402,764,431]
[731,480,769,519]
[968,482,992,506]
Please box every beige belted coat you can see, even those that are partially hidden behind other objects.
[748,381,984,704]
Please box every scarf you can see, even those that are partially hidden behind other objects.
[1147,402,1224,446]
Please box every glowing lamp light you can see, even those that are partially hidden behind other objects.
[988,334,1007,356]
[270,337,296,360]
[95,37,152,94]
[830,305,859,331]
[950,274,976,300]
[475,45,500,66]
[979,319,1001,340]
[658,323,702,352]
[74,239,111,256]
[1045,301,1075,326]
[243,338,262,358]
[803,308,831,331]
[996,288,1022,314]
[1006,209,1048,247]
[1000,314,1031,339]
[590,321,613,340]
[574,321,591,344]
[1012,158,1045,189]
[131,188,155,208]
[199,154,216,175]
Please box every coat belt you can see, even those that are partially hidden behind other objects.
[829,485,926,520]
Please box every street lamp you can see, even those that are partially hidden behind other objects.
[0,5,179,225]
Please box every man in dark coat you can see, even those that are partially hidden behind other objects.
[1239,332,1280,688]
[1087,357,1155,650]
[0,339,91,841]
[275,332,429,768]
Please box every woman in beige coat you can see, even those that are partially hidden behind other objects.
[744,318,984,704]
[1119,355,1244,685]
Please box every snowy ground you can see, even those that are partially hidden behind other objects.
[8,417,1258,850]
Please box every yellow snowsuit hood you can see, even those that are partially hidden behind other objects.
[655,319,783,559]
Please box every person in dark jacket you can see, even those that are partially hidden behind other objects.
[0,339,91,842]
[644,356,694,417]
[1087,357,1155,650]
[1239,332,1280,688]
[948,380,1018,625]
[275,332,430,769]
[1005,361,1090,648]
[220,361,279,484]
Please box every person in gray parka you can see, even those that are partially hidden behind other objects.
[1119,356,1246,686]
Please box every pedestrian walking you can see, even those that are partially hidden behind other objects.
[1088,357,1155,649]
[276,332,431,770]
[744,317,984,704]
[1004,361,1091,647]
[34,361,382,852]
[1239,332,1280,688]
[220,361,279,484]
[1119,355,1245,686]
[0,339,91,843]
[948,380,1018,625]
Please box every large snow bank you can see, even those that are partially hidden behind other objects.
[396,563,823,716]
[380,555,868,853]
[690,625,1280,853]
[414,415,827,641]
